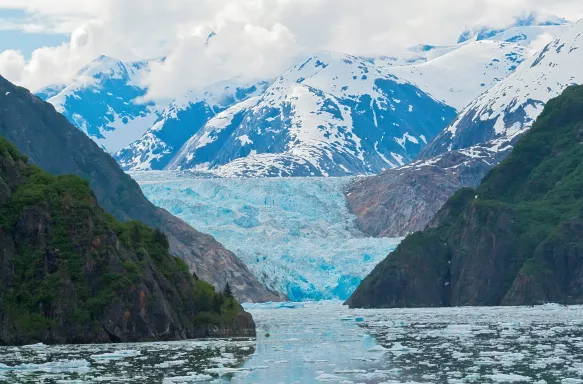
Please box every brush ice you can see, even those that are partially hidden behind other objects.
[3,302,583,383]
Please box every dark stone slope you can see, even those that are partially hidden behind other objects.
[0,137,254,346]
[345,149,500,238]
[0,76,280,302]
[347,85,583,308]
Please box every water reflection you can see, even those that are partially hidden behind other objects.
[228,302,382,383]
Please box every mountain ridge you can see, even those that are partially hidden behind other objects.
[347,18,583,239]
[347,85,583,308]
[0,75,280,303]
[164,51,456,177]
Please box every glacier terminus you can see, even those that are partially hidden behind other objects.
[133,172,402,301]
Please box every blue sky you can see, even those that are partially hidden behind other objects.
[0,9,67,57]
[0,30,68,57]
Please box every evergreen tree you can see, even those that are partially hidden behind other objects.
[223,283,233,298]
[213,294,224,313]
[131,223,142,244]
[152,228,169,249]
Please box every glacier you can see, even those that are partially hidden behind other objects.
[132,172,401,301]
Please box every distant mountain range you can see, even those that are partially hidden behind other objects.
[34,15,570,177]
[347,17,583,239]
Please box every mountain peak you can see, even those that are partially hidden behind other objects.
[457,13,570,44]
[76,55,129,80]
[205,31,217,46]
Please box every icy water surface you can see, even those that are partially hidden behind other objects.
[2,302,583,383]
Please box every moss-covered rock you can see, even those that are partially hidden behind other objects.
[0,137,255,346]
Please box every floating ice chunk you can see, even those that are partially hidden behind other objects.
[210,353,237,365]
[334,369,366,374]
[23,343,48,349]
[355,370,390,381]
[91,350,141,360]
[162,374,213,383]
[205,367,249,376]
[390,342,411,351]
[316,373,347,382]
[0,359,90,373]
[154,360,186,368]
[486,373,533,382]
[367,345,388,353]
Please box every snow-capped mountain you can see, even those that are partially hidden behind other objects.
[421,18,583,160]
[32,14,571,178]
[384,16,569,111]
[134,17,567,177]
[166,51,456,177]
[388,40,527,111]
[346,18,583,241]
[372,14,568,69]
[114,79,271,170]
[457,13,569,44]
[36,55,162,153]
[36,83,66,100]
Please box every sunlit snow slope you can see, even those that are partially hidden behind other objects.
[132,172,401,301]
[37,56,163,153]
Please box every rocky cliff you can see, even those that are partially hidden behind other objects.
[347,85,583,308]
[0,76,280,303]
[0,137,255,345]
[345,149,503,237]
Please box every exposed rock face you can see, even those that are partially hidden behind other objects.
[0,137,255,346]
[347,86,583,308]
[346,150,500,237]
[0,76,280,303]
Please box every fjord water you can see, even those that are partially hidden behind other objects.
[2,303,583,383]
[132,172,402,301]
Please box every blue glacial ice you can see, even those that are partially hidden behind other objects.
[133,172,402,301]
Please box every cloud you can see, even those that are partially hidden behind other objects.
[1,0,583,98]
[0,49,25,82]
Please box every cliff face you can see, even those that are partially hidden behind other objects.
[347,86,583,308]
[345,149,500,238]
[0,76,280,303]
[0,137,254,346]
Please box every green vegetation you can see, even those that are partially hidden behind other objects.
[0,136,242,341]
[349,85,583,308]
[428,86,583,263]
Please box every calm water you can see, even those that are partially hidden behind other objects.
[1,302,583,383]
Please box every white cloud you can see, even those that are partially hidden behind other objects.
[1,0,583,98]
[0,49,25,82]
